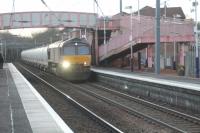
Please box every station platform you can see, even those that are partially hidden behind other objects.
[91,67,200,91]
[0,63,73,133]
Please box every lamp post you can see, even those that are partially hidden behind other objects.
[173,15,176,70]
[94,0,106,65]
[103,17,106,46]
[103,17,107,60]
[155,0,161,74]
[170,15,182,70]
[125,6,133,71]
[193,0,199,78]
[138,0,140,17]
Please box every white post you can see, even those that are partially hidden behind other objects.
[50,37,53,43]
[164,1,167,18]
[138,0,140,17]
[5,41,6,62]
[34,39,37,47]
[80,29,82,38]
[85,28,87,39]
[16,47,18,60]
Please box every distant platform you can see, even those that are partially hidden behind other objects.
[0,63,73,133]
[91,67,200,91]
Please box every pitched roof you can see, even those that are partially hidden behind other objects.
[135,6,185,19]
[112,12,129,19]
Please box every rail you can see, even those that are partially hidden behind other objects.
[18,64,124,133]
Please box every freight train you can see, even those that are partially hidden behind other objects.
[21,38,91,80]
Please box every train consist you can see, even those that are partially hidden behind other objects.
[21,38,91,80]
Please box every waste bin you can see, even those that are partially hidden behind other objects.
[0,53,4,69]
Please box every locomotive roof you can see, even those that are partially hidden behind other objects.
[48,38,88,48]
[64,38,88,44]
[48,40,63,48]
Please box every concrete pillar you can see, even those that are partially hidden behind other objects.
[180,43,185,66]
[95,29,99,65]
[148,45,153,68]
[173,41,176,70]
[145,46,148,67]
[185,44,195,77]
[164,42,167,67]
[138,52,141,70]
[79,29,82,38]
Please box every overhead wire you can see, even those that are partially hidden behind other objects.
[41,0,53,12]
[93,0,105,16]
[40,0,62,24]
[9,0,15,27]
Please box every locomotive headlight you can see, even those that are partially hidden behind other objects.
[62,61,70,68]
[84,61,87,66]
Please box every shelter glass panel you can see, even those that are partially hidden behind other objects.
[2,14,10,27]
[51,13,60,26]
[80,14,87,26]
[61,13,71,26]
[70,14,78,26]
[22,13,31,27]
[89,14,96,27]
[13,14,21,27]
[32,13,40,26]
[42,13,50,26]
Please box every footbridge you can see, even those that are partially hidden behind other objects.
[0,11,97,29]
[98,15,194,63]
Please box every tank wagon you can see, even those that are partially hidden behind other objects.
[21,38,91,80]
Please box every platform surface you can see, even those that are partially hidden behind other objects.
[0,63,73,133]
[91,67,200,91]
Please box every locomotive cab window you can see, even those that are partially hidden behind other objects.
[78,46,89,55]
[63,46,75,55]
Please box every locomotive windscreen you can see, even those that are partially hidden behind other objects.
[78,46,90,55]
[64,46,75,55]
[63,42,90,55]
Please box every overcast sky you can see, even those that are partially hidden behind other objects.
[0,0,198,36]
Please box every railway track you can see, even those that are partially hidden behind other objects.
[17,63,200,132]
[17,64,123,133]
[73,83,200,133]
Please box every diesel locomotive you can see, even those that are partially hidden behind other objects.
[21,38,91,80]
